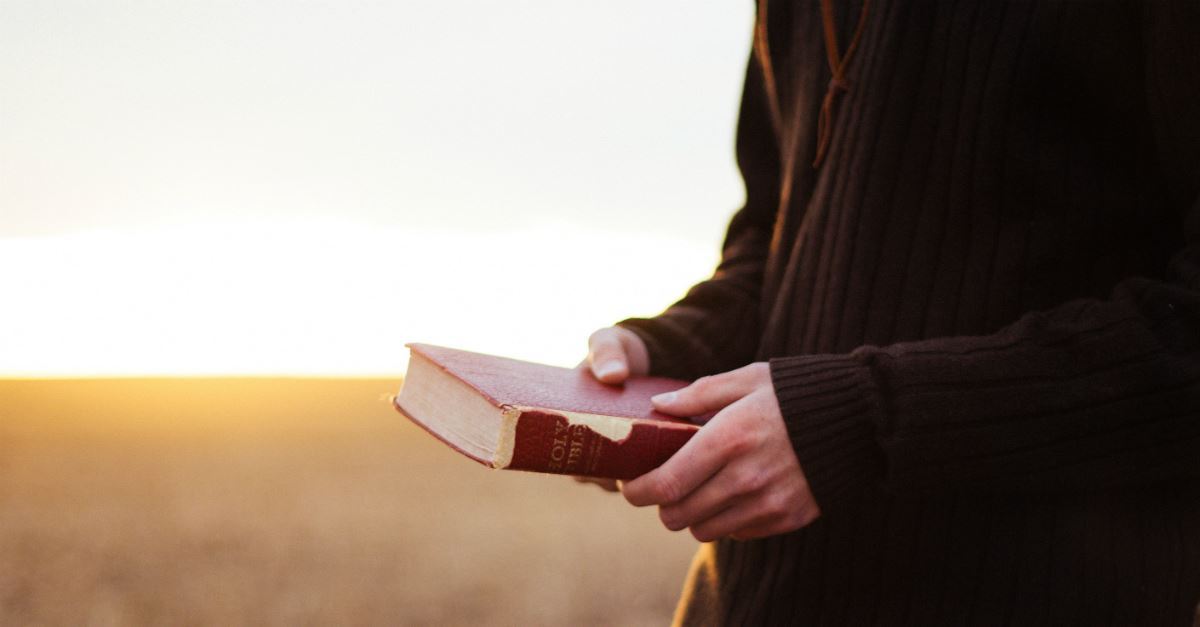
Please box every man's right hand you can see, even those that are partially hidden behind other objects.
[585,326,650,385]
[574,326,651,492]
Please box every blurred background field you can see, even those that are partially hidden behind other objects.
[0,378,698,625]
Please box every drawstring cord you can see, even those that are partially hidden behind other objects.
[813,0,872,168]
[754,0,872,169]
[754,0,784,135]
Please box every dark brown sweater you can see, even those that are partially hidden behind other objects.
[618,1,1200,624]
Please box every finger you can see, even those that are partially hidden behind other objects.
[572,475,619,492]
[727,501,822,541]
[587,328,629,384]
[651,364,760,418]
[691,488,821,542]
[658,460,770,532]
[622,396,754,507]
[687,495,779,542]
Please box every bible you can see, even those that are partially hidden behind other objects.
[394,343,699,479]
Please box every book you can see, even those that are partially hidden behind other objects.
[394,343,699,479]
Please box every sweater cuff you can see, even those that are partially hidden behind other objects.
[769,353,886,510]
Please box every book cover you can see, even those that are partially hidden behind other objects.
[394,343,699,479]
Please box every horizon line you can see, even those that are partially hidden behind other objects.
[0,373,405,381]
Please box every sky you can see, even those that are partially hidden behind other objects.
[0,0,754,376]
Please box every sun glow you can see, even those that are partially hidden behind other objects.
[1,1,753,378]
[0,219,717,377]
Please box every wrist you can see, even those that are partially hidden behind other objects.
[769,352,885,510]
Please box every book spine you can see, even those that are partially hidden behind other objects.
[505,410,696,480]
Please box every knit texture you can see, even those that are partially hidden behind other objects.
[618,0,1200,624]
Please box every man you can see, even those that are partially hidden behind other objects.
[581,0,1200,624]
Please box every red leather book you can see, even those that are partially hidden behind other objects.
[394,343,699,479]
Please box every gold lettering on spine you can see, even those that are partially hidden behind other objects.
[547,420,569,472]
[564,424,588,474]
[528,409,628,474]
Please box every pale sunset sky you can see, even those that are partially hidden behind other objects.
[0,1,754,376]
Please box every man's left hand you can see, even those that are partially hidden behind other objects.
[621,362,821,541]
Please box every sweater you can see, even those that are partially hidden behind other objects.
[617,0,1200,625]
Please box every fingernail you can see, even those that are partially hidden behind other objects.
[596,361,624,378]
[652,391,676,405]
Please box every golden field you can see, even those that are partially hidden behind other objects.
[0,378,698,626]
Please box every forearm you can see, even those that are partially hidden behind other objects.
[773,255,1200,507]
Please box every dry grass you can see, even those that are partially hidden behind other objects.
[0,378,698,626]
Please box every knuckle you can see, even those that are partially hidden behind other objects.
[725,431,756,456]
[762,491,790,519]
[720,432,748,451]
[691,375,716,395]
[654,471,684,503]
[748,428,768,451]
[730,467,765,495]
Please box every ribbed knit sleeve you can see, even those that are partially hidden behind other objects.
[618,48,780,381]
[771,0,1200,509]
[769,353,885,509]
[775,248,1200,503]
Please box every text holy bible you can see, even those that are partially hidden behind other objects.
[394,343,699,479]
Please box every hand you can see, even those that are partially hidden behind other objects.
[621,362,821,541]
[585,326,650,385]
[570,326,651,491]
